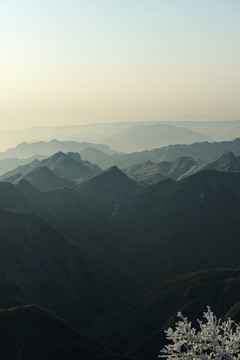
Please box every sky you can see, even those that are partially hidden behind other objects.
[0,0,240,131]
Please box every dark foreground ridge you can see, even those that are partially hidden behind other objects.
[0,304,130,360]
[100,268,240,360]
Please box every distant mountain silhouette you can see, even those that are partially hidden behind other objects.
[0,151,101,186]
[105,123,213,152]
[80,147,115,169]
[16,165,73,191]
[2,138,240,177]
[0,139,115,159]
[2,121,239,153]
[80,138,240,170]
[135,137,240,164]
[180,151,240,179]
[199,151,240,171]
[123,156,197,185]
[0,155,46,176]
[37,151,100,180]
[0,159,40,182]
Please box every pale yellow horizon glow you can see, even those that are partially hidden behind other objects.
[0,0,239,131]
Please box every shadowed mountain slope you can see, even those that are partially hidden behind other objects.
[123,161,167,185]
[77,166,140,200]
[0,178,133,273]
[0,182,31,212]
[2,168,240,290]
[111,170,240,286]
[180,151,240,179]
[0,304,125,360]
[14,179,127,259]
[0,179,137,293]
[0,159,40,182]
[16,165,73,191]
[0,151,101,188]
[38,151,100,180]
[76,166,141,219]
[80,147,115,169]
[0,155,46,176]
[180,170,240,221]
[0,205,138,333]
[1,158,240,359]
[198,151,240,171]
[101,268,240,360]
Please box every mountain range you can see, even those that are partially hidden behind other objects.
[1,138,240,177]
[2,121,240,153]
[104,123,213,152]
[0,151,101,190]
[180,151,240,179]
[123,156,197,185]
[123,151,240,184]
[1,136,240,358]
[0,139,115,159]
[80,137,240,169]
[2,146,240,192]
[0,155,46,176]
[1,156,240,288]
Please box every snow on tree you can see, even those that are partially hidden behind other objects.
[159,306,240,360]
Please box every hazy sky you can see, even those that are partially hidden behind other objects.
[0,0,240,130]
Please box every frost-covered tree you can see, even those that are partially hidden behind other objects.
[160,307,240,360]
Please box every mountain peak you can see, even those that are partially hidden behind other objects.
[76,165,139,201]
[105,165,121,173]
[49,151,66,159]
[220,151,235,160]
[17,165,72,191]
[66,152,81,162]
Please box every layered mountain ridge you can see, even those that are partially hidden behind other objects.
[0,151,101,190]
[0,137,240,359]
